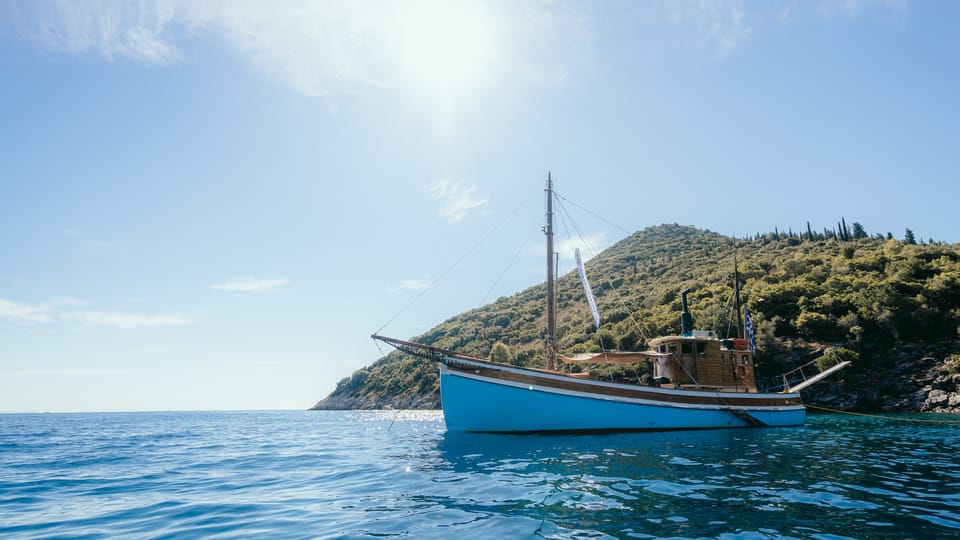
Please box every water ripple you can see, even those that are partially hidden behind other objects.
[1,411,959,538]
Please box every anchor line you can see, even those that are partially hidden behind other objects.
[805,404,960,423]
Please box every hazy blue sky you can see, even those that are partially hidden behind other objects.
[1,1,957,412]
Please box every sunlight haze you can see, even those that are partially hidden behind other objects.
[1,0,957,412]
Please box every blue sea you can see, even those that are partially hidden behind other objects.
[1,411,959,539]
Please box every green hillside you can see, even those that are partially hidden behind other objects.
[313,224,960,411]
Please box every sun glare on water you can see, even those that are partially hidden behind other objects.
[391,0,501,113]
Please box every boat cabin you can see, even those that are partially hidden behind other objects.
[649,333,756,392]
[647,288,757,392]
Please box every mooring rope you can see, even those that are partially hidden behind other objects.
[805,403,960,423]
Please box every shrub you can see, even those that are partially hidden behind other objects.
[490,341,513,364]
[818,347,858,371]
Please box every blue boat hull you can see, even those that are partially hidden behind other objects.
[440,364,805,432]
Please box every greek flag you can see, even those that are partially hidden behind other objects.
[744,304,756,352]
[575,248,601,329]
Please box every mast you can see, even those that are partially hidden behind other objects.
[545,173,557,370]
[733,254,743,339]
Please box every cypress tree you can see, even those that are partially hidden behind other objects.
[904,228,917,245]
[852,222,867,239]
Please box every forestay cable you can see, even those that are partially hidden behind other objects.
[479,219,542,306]
[555,191,633,235]
[374,193,532,336]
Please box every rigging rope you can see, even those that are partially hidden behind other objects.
[553,191,650,343]
[555,191,633,235]
[479,219,542,306]
[555,196,594,258]
[374,194,532,336]
[805,403,960,423]
[372,337,387,358]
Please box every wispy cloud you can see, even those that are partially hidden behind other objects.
[1,296,192,329]
[634,0,908,56]
[3,1,910,98]
[0,298,55,324]
[818,0,908,20]
[696,0,751,54]
[64,228,112,251]
[386,277,430,293]
[2,1,590,97]
[16,0,180,64]
[659,0,752,56]
[425,179,488,224]
[61,311,193,329]
[211,277,289,294]
[102,347,176,356]
[557,232,608,263]
[6,368,127,376]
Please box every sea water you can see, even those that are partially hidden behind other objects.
[1,410,958,539]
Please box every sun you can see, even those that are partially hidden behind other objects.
[391,0,501,111]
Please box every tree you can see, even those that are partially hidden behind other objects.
[905,228,917,245]
[852,222,867,239]
[796,311,840,341]
[490,341,513,364]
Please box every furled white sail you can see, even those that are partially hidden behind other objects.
[575,248,601,329]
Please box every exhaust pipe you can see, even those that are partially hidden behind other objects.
[680,288,694,336]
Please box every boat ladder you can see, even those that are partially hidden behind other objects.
[731,409,767,427]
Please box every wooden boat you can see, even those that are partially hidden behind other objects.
[373,175,848,432]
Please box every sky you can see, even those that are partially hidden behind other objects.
[1,0,958,412]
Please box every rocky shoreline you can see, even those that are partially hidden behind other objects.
[800,349,960,414]
[311,392,440,411]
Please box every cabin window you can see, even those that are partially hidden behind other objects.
[669,345,677,354]
[658,345,666,353]
[697,342,706,355]
[682,342,693,354]
[741,355,749,365]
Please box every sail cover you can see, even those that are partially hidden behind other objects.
[575,248,601,329]
[560,351,669,364]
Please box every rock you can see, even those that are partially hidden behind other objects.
[920,388,960,413]
[909,387,932,410]
[950,393,960,409]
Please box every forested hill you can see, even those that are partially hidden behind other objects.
[312,224,960,412]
